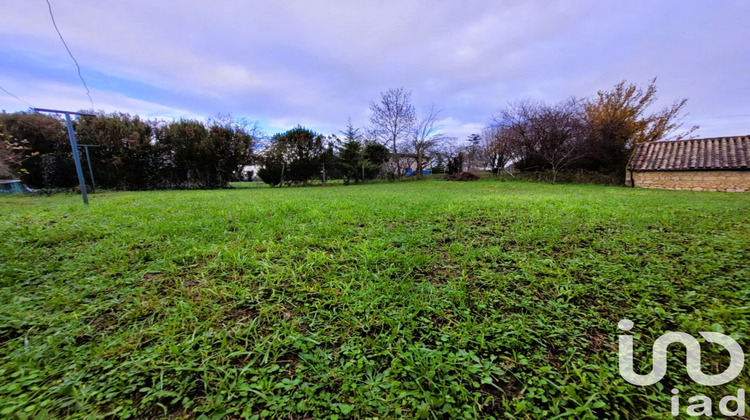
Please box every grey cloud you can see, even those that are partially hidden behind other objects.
[0,0,747,139]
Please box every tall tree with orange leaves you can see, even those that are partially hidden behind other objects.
[581,78,697,175]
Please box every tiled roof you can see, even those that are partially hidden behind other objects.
[629,136,750,171]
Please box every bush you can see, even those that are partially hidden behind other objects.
[513,170,623,185]
[445,171,480,181]
[431,164,446,174]
[446,152,464,175]
[257,159,284,186]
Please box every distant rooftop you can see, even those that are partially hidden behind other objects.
[629,136,750,171]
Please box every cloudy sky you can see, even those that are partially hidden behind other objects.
[1,1,748,140]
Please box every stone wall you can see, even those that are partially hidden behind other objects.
[625,170,750,192]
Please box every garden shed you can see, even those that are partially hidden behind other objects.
[626,135,749,192]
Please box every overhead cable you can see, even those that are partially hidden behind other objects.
[45,0,94,109]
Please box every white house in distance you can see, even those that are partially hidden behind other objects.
[240,165,261,181]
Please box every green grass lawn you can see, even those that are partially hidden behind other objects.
[1,180,748,419]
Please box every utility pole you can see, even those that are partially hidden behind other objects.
[33,108,95,204]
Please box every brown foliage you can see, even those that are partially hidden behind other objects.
[0,123,29,179]
[581,78,697,173]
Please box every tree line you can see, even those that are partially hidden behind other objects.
[0,78,694,189]
[477,78,696,182]
[0,113,257,190]
[256,123,390,186]
[254,88,449,186]
[260,78,695,187]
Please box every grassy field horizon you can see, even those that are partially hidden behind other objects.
[1,179,749,418]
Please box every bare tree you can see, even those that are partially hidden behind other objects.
[406,106,447,179]
[491,99,540,170]
[480,125,513,175]
[369,88,416,177]
[534,99,585,183]
[491,99,584,183]
[429,136,459,174]
[430,138,465,175]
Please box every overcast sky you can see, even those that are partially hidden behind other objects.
[1,0,748,140]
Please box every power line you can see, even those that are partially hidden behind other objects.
[45,0,94,109]
[0,85,34,108]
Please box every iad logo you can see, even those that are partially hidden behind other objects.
[617,319,744,386]
[617,319,746,417]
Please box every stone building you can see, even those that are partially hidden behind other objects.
[626,135,749,192]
